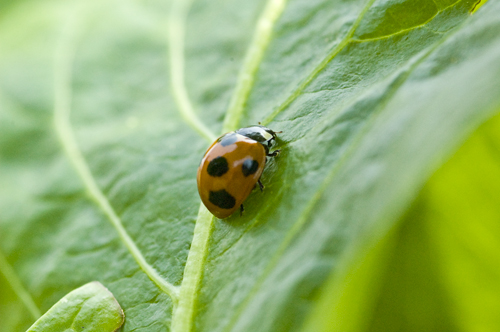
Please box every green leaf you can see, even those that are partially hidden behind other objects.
[0,0,499,332]
[26,281,124,332]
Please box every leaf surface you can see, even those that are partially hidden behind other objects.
[0,0,499,331]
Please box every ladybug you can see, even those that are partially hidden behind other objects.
[197,125,280,219]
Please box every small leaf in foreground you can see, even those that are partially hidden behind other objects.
[26,281,124,332]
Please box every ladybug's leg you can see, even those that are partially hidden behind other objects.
[267,149,280,157]
[258,179,264,191]
[240,204,244,216]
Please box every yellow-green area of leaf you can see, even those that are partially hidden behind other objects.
[26,282,124,332]
[301,110,500,332]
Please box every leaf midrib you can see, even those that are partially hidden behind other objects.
[169,0,288,331]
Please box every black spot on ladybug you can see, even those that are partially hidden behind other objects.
[209,189,236,209]
[218,133,238,147]
[242,159,259,176]
[207,156,229,177]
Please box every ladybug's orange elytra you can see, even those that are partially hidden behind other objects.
[197,125,280,219]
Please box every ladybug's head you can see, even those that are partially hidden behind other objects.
[235,125,278,154]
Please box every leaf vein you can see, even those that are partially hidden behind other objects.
[171,206,214,332]
[168,0,218,143]
[263,0,378,125]
[263,0,463,125]
[222,0,288,132]
[351,0,462,43]
[0,249,41,320]
[53,9,179,303]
